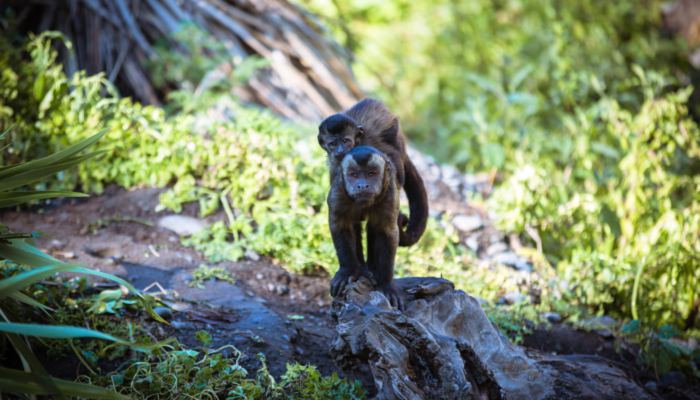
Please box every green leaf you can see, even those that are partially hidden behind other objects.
[8,292,54,313]
[195,330,212,345]
[0,240,63,267]
[621,319,640,334]
[0,151,103,192]
[0,367,129,399]
[0,265,70,298]
[0,322,171,352]
[0,130,105,179]
[0,239,168,324]
[0,190,88,208]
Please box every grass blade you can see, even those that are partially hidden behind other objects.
[0,151,103,192]
[0,367,130,399]
[0,322,172,352]
[8,292,54,312]
[0,190,88,208]
[0,239,63,267]
[0,130,105,179]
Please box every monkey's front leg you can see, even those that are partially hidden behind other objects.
[366,220,403,310]
[329,220,367,297]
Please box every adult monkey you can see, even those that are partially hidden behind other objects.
[327,145,403,309]
[317,98,428,247]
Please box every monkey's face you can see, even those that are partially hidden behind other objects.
[341,147,387,203]
[318,114,363,160]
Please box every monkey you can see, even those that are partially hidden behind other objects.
[327,145,403,309]
[317,98,428,247]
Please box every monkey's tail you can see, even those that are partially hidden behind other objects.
[399,158,429,246]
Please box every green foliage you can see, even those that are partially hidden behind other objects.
[621,320,700,378]
[189,264,236,288]
[0,28,483,299]
[303,0,685,170]
[0,129,169,398]
[490,85,700,328]
[485,302,539,344]
[89,343,365,399]
[305,0,700,334]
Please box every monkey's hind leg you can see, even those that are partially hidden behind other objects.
[330,222,364,297]
[366,222,404,310]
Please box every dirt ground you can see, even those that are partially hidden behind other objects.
[3,186,698,399]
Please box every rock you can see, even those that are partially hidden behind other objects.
[157,215,206,236]
[596,329,614,339]
[451,214,484,232]
[153,306,173,321]
[245,249,260,261]
[543,312,562,323]
[330,277,652,400]
[49,239,65,250]
[491,251,533,272]
[659,371,686,388]
[644,381,657,391]
[486,242,508,256]
[464,235,479,252]
[581,316,616,331]
[499,291,527,305]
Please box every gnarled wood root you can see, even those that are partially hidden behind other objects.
[330,277,651,400]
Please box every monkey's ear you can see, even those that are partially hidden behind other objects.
[379,118,399,144]
[382,156,391,184]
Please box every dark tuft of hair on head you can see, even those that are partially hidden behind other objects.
[320,113,358,134]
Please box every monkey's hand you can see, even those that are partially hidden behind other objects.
[330,266,370,298]
[397,212,409,229]
[378,282,405,311]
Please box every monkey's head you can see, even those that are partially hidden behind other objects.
[318,113,364,160]
[341,146,389,203]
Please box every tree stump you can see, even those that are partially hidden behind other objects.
[330,277,652,400]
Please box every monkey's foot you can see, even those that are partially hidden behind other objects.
[330,267,370,297]
[378,282,404,310]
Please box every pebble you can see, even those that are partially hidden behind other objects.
[491,252,533,272]
[595,329,614,339]
[157,215,207,236]
[452,215,484,232]
[659,371,686,388]
[581,316,616,330]
[486,242,508,256]
[49,239,65,250]
[153,306,173,321]
[245,249,260,261]
[542,312,562,323]
[499,291,527,305]
[464,235,479,252]
[644,381,657,391]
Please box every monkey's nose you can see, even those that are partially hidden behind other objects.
[357,183,370,191]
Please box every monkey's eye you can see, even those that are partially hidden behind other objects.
[367,171,376,177]
[343,138,352,144]
[350,172,359,178]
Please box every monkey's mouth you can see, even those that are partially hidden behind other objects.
[351,193,376,203]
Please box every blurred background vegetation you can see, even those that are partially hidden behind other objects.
[1,0,699,397]
[302,0,700,330]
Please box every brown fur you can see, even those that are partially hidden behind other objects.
[318,98,429,247]
[327,146,403,309]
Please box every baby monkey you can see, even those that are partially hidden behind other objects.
[328,145,403,309]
